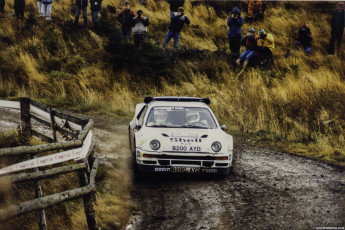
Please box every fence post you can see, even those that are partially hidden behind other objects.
[50,109,57,142]
[77,168,97,230]
[32,155,48,230]
[20,97,31,136]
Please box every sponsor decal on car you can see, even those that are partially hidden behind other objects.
[170,138,202,143]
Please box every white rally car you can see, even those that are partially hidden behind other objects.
[129,97,234,177]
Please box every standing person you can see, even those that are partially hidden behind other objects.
[236,28,257,68]
[42,0,53,20]
[0,0,5,14]
[90,0,102,28]
[227,7,244,55]
[162,7,190,51]
[167,0,184,17]
[256,29,274,65]
[295,23,312,54]
[248,0,262,18]
[132,10,149,48]
[328,2,345,55]
[118,1,136,41]
[14,0,25,19]
[37,0,44,17]
[75,0,88,27]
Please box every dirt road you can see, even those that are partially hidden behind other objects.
[1,108,344,229]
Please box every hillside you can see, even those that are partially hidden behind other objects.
[0,1,345,163]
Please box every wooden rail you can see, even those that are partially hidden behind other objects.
[0,98,99,230]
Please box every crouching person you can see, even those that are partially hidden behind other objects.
[295,23,312,54]
[133,10,149,48]
[256,29,274,65]
[236,28,257,68]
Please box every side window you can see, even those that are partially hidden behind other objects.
[137,106,148,128]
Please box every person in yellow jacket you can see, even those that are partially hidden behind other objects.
[256,29,274,65]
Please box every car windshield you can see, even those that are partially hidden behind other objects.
[146,106,217,129]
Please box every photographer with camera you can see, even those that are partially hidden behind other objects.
[227,7,244,55]
[162,7,190,51]
[132,10,149,48]
[256,28,274,65]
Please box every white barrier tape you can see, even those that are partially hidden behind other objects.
[0,100,20,110]
[0,131,93,176]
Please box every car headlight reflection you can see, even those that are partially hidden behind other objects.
[211,141,222,152]
[150,140,161,150]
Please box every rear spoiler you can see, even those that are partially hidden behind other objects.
[144,97,211,105]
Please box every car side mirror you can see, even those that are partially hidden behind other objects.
[221,125,227,131]
[135,119,141,131]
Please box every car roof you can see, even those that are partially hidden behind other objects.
[148,101,210,108]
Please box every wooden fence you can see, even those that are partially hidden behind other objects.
[0,98,99,230]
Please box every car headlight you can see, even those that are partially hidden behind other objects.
[211,141,222,152]
[150,140,161,150]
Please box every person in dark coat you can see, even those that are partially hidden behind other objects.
[328,2,345,54]
[295,23,312,54]
[167,0,184,17]
[90,0,102,28]
[236,28,257,68]
[227,7,244,55]
[0,0,5,14]
[118,1,136,41]
[162,7,190,51]
[14,0,25,19]
[132,10,149,48]
[75,0,88,26]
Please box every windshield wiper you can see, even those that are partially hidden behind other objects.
[147,125,170,128]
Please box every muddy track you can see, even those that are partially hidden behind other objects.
[1,108,344,229]
[128,140,345,229]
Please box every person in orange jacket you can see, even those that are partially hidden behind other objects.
[248,0,262,17]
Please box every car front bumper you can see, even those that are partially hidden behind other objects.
[135,149,233,175]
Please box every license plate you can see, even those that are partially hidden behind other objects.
[171,167,201,173]
[172,146,201,151]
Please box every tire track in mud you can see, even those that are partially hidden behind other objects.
[128,140,345,230]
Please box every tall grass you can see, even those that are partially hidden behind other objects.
[0,1,344,157]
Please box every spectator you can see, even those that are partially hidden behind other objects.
[132,10,149,48]
[236,28,257,68]
[162,7,190,51]
[295,23,312,54]
[256,28,274,65]
[118,1,136,41]
[90,0,102,28]
[75,0,88,27]
[168,0,185,17]
[248,0,262,18]
[42,0,53,20]
[14,0,25,19]
[227,7,244,55]
[37,0,43,17]
[0,0,5,14]
[328,2,345,55]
